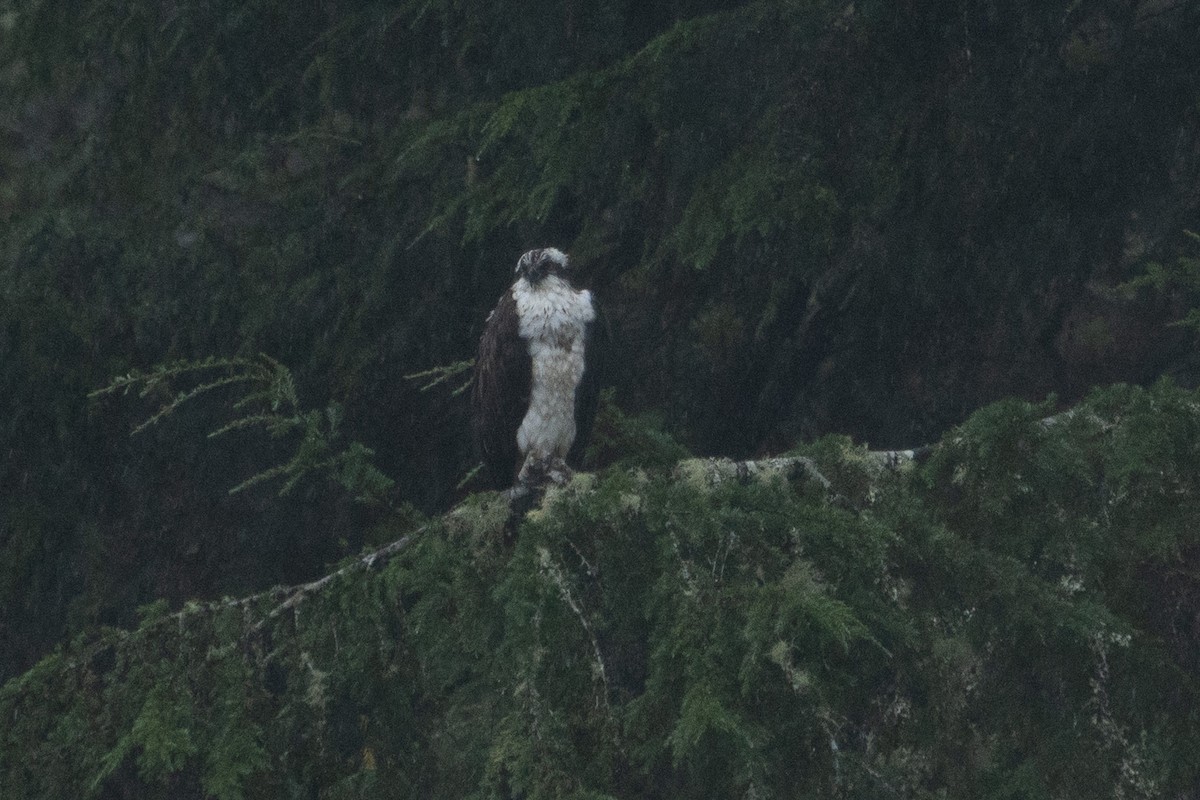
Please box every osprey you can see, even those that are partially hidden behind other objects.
[471,247,604,488]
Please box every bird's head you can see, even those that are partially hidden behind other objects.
[515,247,569,284]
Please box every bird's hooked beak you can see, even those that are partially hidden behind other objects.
[516,247,568,284]
[524,255,550,284]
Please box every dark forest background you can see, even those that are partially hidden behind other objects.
[2,4,1200,790]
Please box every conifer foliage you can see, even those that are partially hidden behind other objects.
[2,0,1199,682]
[3,382,1198,798]
[2,0,1200,796]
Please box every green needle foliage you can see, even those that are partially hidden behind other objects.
[3,0,1199,686]
[4,381,1198,799]
[2,0,1200,793]
[1116,229,1200,334]
[90,354,396,503]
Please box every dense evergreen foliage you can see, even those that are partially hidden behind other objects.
[3,382,1199,798]
[2,0,1199,677]
[2,0,1200,794]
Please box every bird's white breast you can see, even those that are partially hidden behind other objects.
[512,275,596,459]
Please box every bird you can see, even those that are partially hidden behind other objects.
[471,247,604,489]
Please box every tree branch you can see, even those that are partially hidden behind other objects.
[247,531,420,635]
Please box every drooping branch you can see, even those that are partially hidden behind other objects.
[404,359,475,395]
[78,405,1091,666]
[92,353,396,504]
[247,531,420,635]
[157,402,1124,653]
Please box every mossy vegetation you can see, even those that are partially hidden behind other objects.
[4,381,1198,798]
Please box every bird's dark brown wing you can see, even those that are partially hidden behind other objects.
[471,288,530,488]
